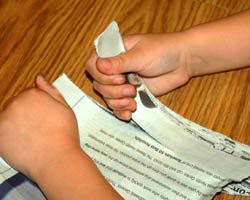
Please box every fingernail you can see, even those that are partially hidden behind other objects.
[113,76,124,84]
[36,73,45,82]
[36,73,48,85]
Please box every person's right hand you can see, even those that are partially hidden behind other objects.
[86,33,192,121]
[0,74,81,180]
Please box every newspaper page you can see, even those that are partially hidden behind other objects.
[57,74,250,200]
[0,21,250,200]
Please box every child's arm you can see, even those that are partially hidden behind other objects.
[186,9,250,76]
[0,74,122,200]
[86,10,250,121]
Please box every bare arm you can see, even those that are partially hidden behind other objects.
[186,9,250,76]
[35,148,121,200]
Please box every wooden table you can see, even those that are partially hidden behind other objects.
[0,1,249,199]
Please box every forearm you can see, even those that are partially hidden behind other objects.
[185,9,250,76]
[34,148,122,200]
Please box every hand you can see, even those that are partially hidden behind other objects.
[86,33,192,120]
[0,75,123,199]
[0,74,80,180]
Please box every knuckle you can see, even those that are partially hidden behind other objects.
[93,82,106,97]
[25,88,40,96]
[106,99,117,109]
[95,74,107,84]
[87,68,109,84]
[107,87,120,98]
[105,99,114,109]
[94,84,109,98]
[26,89,44,100]
[23,88,48,103]
[116,56,124,69]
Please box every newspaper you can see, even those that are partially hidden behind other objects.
[0,21,250,199]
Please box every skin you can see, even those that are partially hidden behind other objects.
[86,9,250,121]
[0,9,250,200]
[0,74,122,200]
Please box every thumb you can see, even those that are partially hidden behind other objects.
[96,48,141,75]
[35,74,68,105]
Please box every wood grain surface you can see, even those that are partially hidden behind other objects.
[0,0,249,199]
